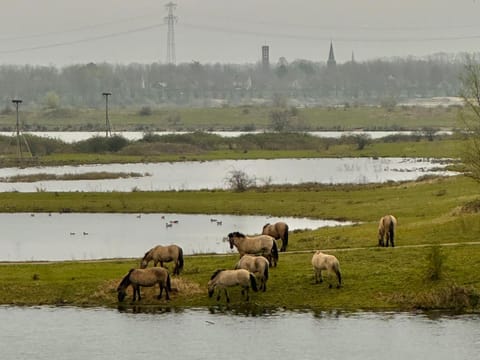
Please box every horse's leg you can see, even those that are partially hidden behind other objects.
[157,283,163,299]
[164,283,170,300]
[225,289,230,303]
[244,287,250,301]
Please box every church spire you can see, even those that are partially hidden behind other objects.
[327,41,336,68]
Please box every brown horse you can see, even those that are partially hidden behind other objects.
[117,267,172,302]
[262,221,289,252]
[378,215,397,247]
[234,255,269,291]
[228,231,279,267]
[208,268,258,302]
[140,244,184,275]
[311,251,342,288]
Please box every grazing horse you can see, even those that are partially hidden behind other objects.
[208,269,258,302]
[234,255,269,292]
[311,251,342,288]
[117,267,171,302]
[262,221,289,252]
[140,244,184,275]
[378,215,397,247]
[228,231,279,267]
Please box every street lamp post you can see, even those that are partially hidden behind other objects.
[102,92,112,137]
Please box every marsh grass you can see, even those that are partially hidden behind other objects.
[0,172,146,183]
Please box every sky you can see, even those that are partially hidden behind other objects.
[1,0,480,67]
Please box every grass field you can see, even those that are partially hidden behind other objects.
[0,104,461,132]
[1,176,479,312]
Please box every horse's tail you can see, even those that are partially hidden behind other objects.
[388,216,395,245]
[177,247,184,273]
[166,272,172,292]
[334,266,342,287]
[249,273,258,292]
[271,239,279,265]
[263,262,269,281]
[282,224,289,251]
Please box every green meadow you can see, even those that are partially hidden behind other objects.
[0,104,478,311]
[1,176,479,312]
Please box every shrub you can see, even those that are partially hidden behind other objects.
[224,169,256,192]
[425,245,445,281]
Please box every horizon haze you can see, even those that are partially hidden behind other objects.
[1,0,480,67]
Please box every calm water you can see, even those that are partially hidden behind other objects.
[1,306,478,360]
[0,213,351,261]
[0,157,455,192]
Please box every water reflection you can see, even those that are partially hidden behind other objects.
[0,213,351,261]
[1,306,479,360]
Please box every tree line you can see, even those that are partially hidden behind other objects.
[0,53,470,110]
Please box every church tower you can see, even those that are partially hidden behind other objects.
[327,41,336,68]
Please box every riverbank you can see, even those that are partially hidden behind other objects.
[1,175,479,311]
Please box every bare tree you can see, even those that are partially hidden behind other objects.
[459,55,480,182]
[224,169,256,192]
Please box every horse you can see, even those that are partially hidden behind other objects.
[117,267,172,302]
[378,215,397,247]
[140,244,184,275]
[227,231,279,267]
[311,251,342,288]
[234,255,269,292]
[208,269,258,302]
[262,221,289,252]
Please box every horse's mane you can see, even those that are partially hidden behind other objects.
[262,223,270,230]
[142,248,153,260]
[118,268,135,288]
[210,268,226,280]
[229,231,245,238]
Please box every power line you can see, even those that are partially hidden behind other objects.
[179,22,480,43]
[0,14,159,42]
[0,23,165,54]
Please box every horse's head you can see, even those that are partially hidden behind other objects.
[207,280,215,298]
[140,259,148,268]
[117,288,127,302]
[262,223,270,231]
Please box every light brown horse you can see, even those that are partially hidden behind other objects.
[208,268,258,302]
[234,255,269,292]
[140,244,184,275]
[227,231,279,267]
[378,215,397,247]
[117,267,172,302]
[262,221,289,252]
[311,251,342,288]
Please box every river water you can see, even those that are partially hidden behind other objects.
[0,213,351,261]
[0,306,478,360]
[0,157,455,192]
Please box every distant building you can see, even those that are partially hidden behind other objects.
[262,45,270,69]
[327,41,336,68]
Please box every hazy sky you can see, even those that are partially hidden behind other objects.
[1,0,480,67]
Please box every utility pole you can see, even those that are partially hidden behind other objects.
[102,92,112,137]
[11,99,31,161]
[12,99,23,160]
[165,2,178,65]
